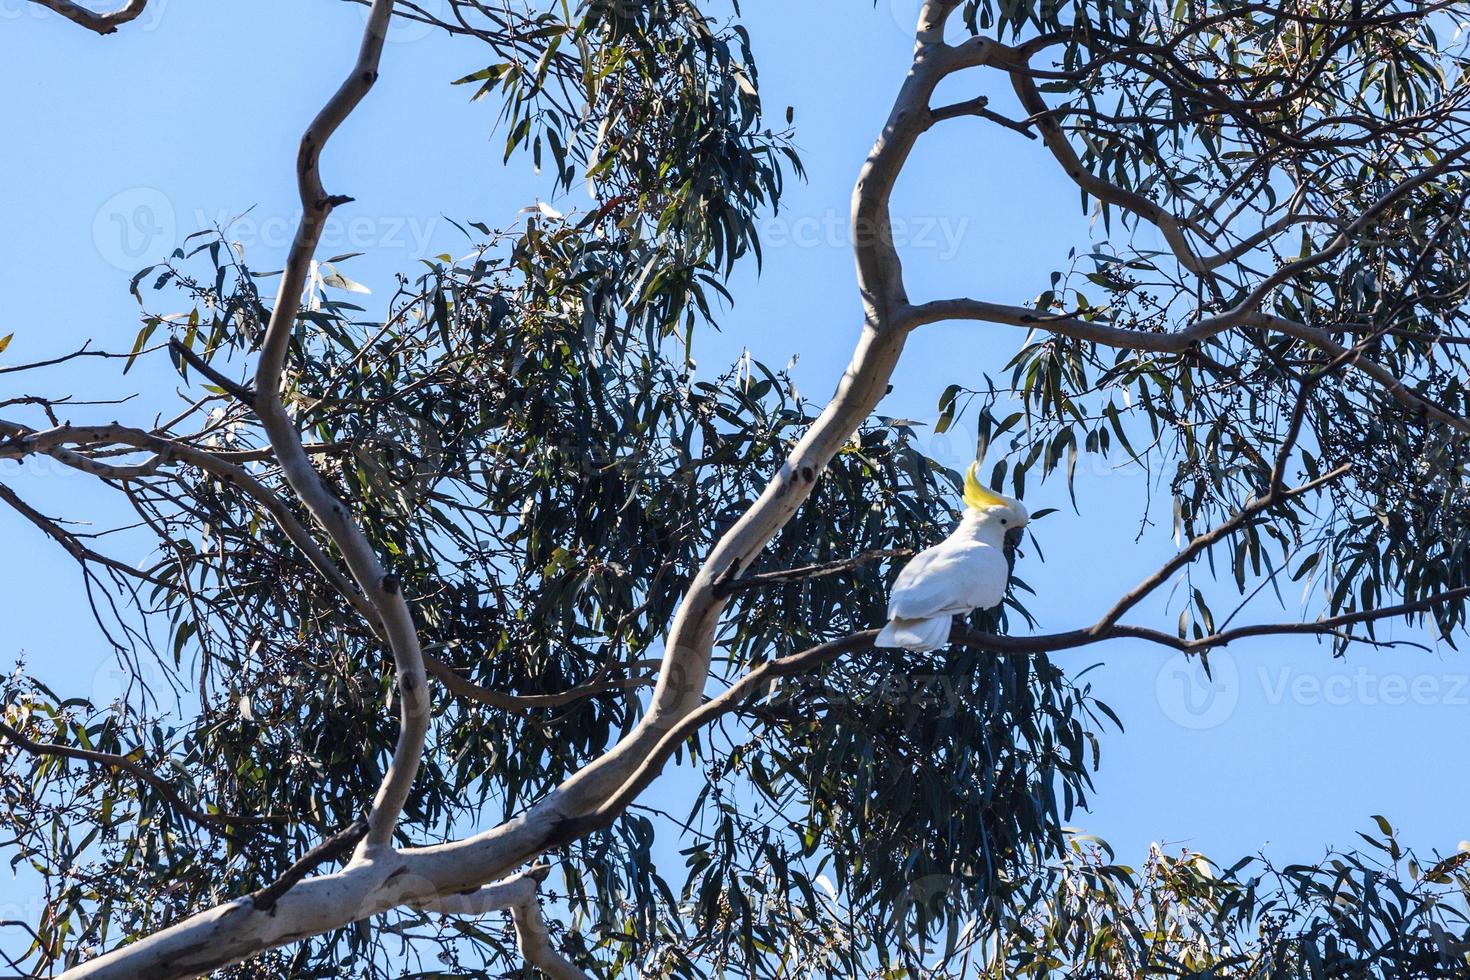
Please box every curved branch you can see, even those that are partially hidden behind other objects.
[422,655,657,712]
[530,0,978,835]
[246,0,427,853]
[508,893,593,980]
[897,304,1470,436]
[548,632,878,843]
[0,720,282,833]
[56,7,991,975]
[413,865,592,980]
[27,0,147,34]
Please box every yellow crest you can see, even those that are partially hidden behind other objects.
[963,462,1011,511]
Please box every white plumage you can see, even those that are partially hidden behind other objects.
[876,464,1028,652]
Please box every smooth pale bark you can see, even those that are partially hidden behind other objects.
[246,0,430,855]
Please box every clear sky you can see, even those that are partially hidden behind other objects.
[2,0,1468,947]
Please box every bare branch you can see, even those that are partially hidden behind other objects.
[713,548,913,598]
[26,0,147,35]
[246,0,427,853]
[925,96,1038,139]
[250,818,370,911]
[1094,463,1351,633]
[0,482,174,590]
[422,655,657,712]
[0,341,134,375]
[0,719,282,834]
[168,339,254,402]
[413,866,592,980]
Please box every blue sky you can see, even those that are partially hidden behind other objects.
[2,0,1468,945]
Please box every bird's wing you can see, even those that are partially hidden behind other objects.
[957,544,1010,612]
[887,540,1008,620]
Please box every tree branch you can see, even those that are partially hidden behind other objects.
[56,7,989,975]
[168,339,255,402]
[0,719,282,834]
[925,95,1038,139]
[713,549,913,598]
[1092,466,1351,634]
[412,865,592,980]
[250,818,370,911]
[246,0,427,854]
[422,655,657,712]
[896,302,1470,436]
[27,0,148,34]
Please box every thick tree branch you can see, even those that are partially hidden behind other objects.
[27,0,147,34]
[412,866,592,980]
[508,894,593,980]
[548,631,879,844]
[246,0,428,853]
[537,2,978,838]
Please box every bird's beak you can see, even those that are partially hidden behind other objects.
[1003,525,1025,552]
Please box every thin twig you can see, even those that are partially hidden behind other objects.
[713,549,913,598]
[0,720,283,833]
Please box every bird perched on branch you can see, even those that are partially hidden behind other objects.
[876,462,1028,651]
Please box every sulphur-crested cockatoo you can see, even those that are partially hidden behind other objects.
[876,463,1028,651]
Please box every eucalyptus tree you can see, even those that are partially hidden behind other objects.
[5,0,1470,977]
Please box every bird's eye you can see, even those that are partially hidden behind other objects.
[1000,518,1008,526]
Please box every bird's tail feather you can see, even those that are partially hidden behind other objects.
[875,616,951,651]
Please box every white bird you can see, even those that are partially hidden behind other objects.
[876,462,1029,651]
